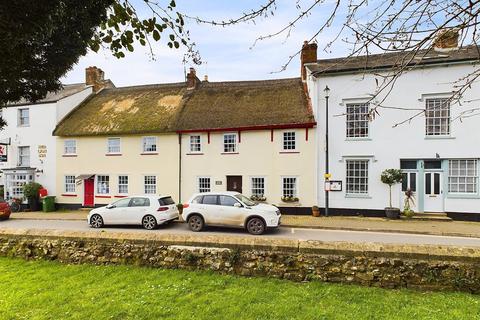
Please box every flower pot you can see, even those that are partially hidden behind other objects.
[312,206,320,217]
[385,207,400,219]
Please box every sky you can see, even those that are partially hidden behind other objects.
[62,0,346,87]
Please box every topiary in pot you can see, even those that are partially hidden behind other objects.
[380,169,403,219]
[23,182,43,212]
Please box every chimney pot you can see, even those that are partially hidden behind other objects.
[203,75,209,82]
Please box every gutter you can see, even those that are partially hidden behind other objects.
[176,122,317,134]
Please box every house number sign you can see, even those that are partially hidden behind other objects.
[38,145,47,158]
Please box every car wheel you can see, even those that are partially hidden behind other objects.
[142,215,158,230]
[90,214,104,228]
[246,217,266,235]
[187,214,204,232]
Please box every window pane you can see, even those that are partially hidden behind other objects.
[202,195,217,205]
[425,173,431,195]
[345,160,369,194]
[97,175,110,194]
[143,137,157,152]
[131,197,149,207]
[108,138,121,153]
[425,98,450,136]
[114,198,131,208]
[283,132,296,150]
[346,104,369,138]
[190,135,201,152]
[219,195,239,207]
[223,134,237,153]
[144,176,156,194]
[410,173,417,192]
[448,159,478,193]
[198,177,211,193]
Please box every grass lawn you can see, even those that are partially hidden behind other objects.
[1,258,479,320]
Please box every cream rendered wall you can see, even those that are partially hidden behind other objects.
[56,134,179,206]
[180,129,316,207]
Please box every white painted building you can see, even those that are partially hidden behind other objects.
[0,66,112,200]
[303,42,480,219]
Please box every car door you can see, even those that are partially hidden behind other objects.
[218,195,245,226]
[125,197,151,224]
[200,195,219,224]
[103,198,131,224]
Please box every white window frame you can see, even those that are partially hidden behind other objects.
[18,146,30,167]
[64,175,76,194]
[345,159,369,196]
[251,176,266,197]
[223,133,237,153]
[448,159,478,194]
[189,135,202,153]
[144,175,157,194]
[18,108,30,127]
[346,103,369,138]
[96,175,110,194]
[282,131,296,151]
[197,176,211,193]
[281,176,298,198]
[118,175,129,195]
[64,139,77,155]
[107,138,121,154]
[142,136,157,153]
[425,98,450,136]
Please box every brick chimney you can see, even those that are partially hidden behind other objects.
[85,66,106,92]
[186,68,200,89]
[433,29,459,52]
[301,41,318,81]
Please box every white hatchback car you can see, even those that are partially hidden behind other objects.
[182,192,281,235]
[88,195,179,230]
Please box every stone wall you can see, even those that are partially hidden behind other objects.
[0,229,479,293]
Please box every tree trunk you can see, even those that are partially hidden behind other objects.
[389,185,392,208]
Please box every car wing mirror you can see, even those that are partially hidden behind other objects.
[106,204,115,209]
[234,203,242,208]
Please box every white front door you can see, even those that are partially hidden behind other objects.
[424,171,443,212]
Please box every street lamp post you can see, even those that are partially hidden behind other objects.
[324,85,330,217]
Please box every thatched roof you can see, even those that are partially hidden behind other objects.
[308,45,480,75]
[53,78,314,136]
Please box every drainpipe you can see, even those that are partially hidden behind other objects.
[178,133,182,203]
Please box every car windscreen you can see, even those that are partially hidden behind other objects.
[235,194,256,206]
[158,196,175,206]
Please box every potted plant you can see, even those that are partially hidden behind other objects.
[281,196,299,203]
[312,205,320,217]
[250,195,267,202]
[403,189,415,218]
[380,169,403,219]
[23,182,43,211]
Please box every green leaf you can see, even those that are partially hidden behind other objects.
[169,34,175,41]
[173,41,179,48]
[152,30,160,41]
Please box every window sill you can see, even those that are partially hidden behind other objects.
[62,154,77,157]
[186,153,204,155]
[114,195,128,198]
[105,153,122,156]
[279,151,300,154]
[345,194,371,199]
[221,152,239,155]
[95,195,111,198]
[446,193,480,199]
[424,135,455,140]
[61,193,77,197]
[345,137,371,141]
[140,152,158,155]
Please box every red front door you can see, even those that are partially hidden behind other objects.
[84,178,94,207]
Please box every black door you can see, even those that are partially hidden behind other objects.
[226,176,242,193]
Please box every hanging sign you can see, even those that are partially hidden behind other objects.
[38,145,47,158]
[0,145,7,162]
[329,180,342,191]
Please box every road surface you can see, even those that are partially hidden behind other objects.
[2,218,480,247]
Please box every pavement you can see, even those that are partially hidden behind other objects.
[3,218,480,247]
[8,211,480,238]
